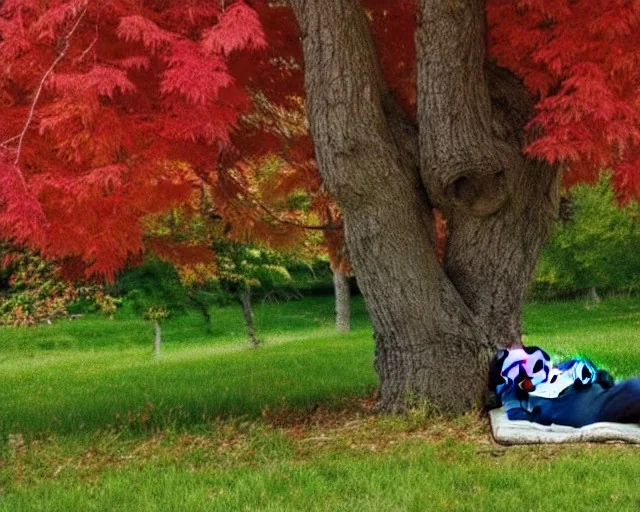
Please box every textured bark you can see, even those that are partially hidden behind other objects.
[416,0,516,216]
[415,2,561,346]
[240,288,260,347]
[443,160,560,345]
[153,321,161,359]
[288,0,560,412]
[333,269,351,332]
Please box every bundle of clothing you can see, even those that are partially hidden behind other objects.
[488,346,640,427]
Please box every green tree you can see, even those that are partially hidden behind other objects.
[534,173,640,299]
[213,240,291,347]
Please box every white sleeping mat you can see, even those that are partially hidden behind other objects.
[490,407,640,445]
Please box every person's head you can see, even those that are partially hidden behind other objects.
[488,346,551,396]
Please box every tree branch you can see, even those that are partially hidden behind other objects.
[220,172,343,231]
[0,134,21,149]
[287,0,413,205]
[14,2,88,165]
[251,198,343,231]
[74,5,102,65]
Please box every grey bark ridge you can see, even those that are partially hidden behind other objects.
[333,269,351,332]
[289,0,561,412]
[416,0,513,215]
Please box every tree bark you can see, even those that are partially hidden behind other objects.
[153,321,161,359]
[288,0,560,412]
[240,288,260,347]
[333,269,351,332]
[414,1,562,345]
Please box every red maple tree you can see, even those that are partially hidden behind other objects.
[0,0,279,280]
[1,0,640,279]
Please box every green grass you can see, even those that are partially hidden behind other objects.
[0,295,639,511]
[0,297,375,437]
[523,297,640,376]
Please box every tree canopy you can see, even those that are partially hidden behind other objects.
[1,0,638,279]
[0,0,316,279]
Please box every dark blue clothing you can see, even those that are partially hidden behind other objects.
[504,378,640,428]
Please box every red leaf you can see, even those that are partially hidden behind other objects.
[117,15,176,52]
[161,41,233,104]
[48,65,137,99]
[0,151,46,245]
[202,2,266,56]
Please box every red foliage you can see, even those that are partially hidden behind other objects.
[2,0,640,281]
[202,2,266,56]
[146,237,216,268]
[0,0,267,279]
[488,0,640,201]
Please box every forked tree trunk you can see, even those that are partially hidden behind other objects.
[288,0,561,412]
[333,269,351,332]
[240,288,260,347]
[153,321,161,359]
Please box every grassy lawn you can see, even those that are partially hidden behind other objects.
[0,295,639,510]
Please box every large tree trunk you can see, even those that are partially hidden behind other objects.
[240,288,260,348]
[288,0,560,412]
[333,269,351,332]
[415,2,561,346]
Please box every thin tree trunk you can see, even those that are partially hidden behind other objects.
[153,320,161,359]
[587,287,601,304]
[191,293,213,333]
[288,0,560,412]
[240,288,260,347]
[333,269,351,332]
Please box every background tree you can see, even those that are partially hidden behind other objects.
[332,267,351,333]
[213,239,292,347]
[144,305,170,359]
[533,173,640,300]
[138,164,313,345]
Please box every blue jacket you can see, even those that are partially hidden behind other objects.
[490,346,640,427]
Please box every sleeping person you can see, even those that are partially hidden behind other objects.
[488,346,640,428]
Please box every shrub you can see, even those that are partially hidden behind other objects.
[113,258,189,315]
[531,173,640,300]
[0,245,90,326]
